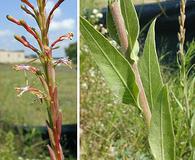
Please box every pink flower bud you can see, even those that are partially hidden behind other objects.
[19,20,37,38]
[47,0,65,27]
[6,15,20,25]
[14,35,38,53]
[21,0,34,10]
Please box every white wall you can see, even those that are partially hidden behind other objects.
[0,51,25,63]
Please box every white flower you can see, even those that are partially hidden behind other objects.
[96,13,103,18]
[101,28,108,35]
[89,68,95,77]
[90,15,95,19]
[81,83,88,90]
[92,9,99,14]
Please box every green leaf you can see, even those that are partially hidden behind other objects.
[107,6,120,44]
[138,19,163,110]
[80,17,139,107]
[191,113,195,148]
[149,86,175,160]
[120,0,139,62]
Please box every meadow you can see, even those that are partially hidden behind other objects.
[0,63,77,159]
[0,63,77,125]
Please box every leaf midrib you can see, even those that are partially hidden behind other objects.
[160,90,165,160]
[148,28,153,110]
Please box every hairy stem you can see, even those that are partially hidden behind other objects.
[109,1,151,127]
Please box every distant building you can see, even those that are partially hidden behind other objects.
[0,50,25,63]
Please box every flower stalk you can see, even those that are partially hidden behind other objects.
[178,0,190,122]
[7,0,73,159]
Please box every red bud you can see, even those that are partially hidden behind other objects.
[21,0,34,10]
[6,15,20,25]
[47,145,57,160]
[56,111,62,140]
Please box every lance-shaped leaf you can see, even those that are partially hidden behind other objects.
[149,86,175,160]
[80,17,139,107]
[138,19,163,110]
[120,0,140,62]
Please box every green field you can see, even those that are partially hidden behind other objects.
[0,63,77,125]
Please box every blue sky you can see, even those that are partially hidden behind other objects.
[0,0,77,57]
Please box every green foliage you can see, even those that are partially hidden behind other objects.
[120,0,140,62]
[80,0,105,12]
[0,131,17,160]
[138,20,163,110]
[185,40,195,74]
[80,17,139,107]
[65,42,77,64]
[149,86,175,160]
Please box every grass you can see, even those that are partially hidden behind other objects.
[0,63,77,125]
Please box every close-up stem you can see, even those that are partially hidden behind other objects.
[109,1,151,127]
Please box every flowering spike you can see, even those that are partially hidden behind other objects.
[8,0,69,159]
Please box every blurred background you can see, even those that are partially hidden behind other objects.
[0,0,77,159]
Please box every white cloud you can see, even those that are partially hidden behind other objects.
[50,19,75,31]
[46,0,62,18]
[0,30,12,37]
